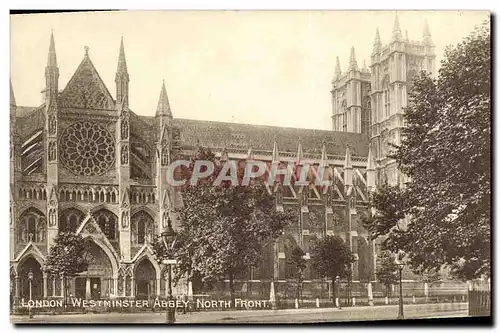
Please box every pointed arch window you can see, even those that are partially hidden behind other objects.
[18,208,46,243]
[131,211,154,246]
[341,100,347,132]
[59,208,85,233]
[382,76,390,118]
[138,220,146,244]
[92,209,118,241]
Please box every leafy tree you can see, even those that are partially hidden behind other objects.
[364,22,491,280]
[44,232,89,303]
[310,235,354,304]
[287,245,306,300]
[375,250,398,297]
[159,146,294,303]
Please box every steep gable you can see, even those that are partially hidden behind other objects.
[59,53,115,110]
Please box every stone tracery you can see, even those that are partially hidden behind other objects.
[59,121,115,176]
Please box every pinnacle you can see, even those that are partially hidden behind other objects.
[47,31,58,68]
[117,37,128,74]
[156,81,172,117]
[348,46,358,71]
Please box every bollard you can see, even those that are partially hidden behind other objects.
[295,298,299,309]
[367,282,374,306]
[316,298,320,308]
[352,297,356,306]
[335,298,339,308]
[385,296,389,305]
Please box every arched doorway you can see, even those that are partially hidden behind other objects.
[18,257,43,300]
[74,240,114,300]
[135,259,156,300]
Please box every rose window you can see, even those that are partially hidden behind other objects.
[60,121,115,176]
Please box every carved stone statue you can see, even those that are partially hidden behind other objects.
[38,218,46,242]
[48,208,57,227]
[162,212,168,228]
[48,141,57,161]
[161,146,169,166]
[121,211,129,228]
[48,113,57,135]
[121,120,129,140]
[121,145,128,165]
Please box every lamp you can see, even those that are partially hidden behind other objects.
[395,251,406,319]
[160,215,177,324]
[27,269,34,318]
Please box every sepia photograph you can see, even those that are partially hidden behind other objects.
[9,10,491,324]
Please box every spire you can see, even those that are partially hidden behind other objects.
[363,60,367,72]
[10,80,16,107]
[116,37,128,74]
[372,27,382,55]
[344,145,353,187]
[405,30,409,41]
[366,145,376,190]
[320,143,328,167]
[392,13,403,42]
[47,31,57,68]
[297,139,303,164]
[367,145,375,171]
[156,80,172,117]
[272,139,279,162]
[220,147,228,161]
[344,146,352,170]
[334,56,341,80]
[348,46,359,72]
[45,31,59,101]
[246,147,254,160]
[115,37,130,107]
[423,19,434,46]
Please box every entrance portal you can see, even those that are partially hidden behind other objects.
[81,240,114,298]
[135,259,156,300]
[18,257,43,300]
[90,278,101,300]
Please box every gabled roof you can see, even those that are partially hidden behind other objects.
[59,51,115,110]
[15,242,46,263]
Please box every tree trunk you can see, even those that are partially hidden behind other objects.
[229,273,235,305]
[296,272,301,301]
[331,277,336,305]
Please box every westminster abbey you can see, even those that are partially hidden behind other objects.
[10,14,435,303]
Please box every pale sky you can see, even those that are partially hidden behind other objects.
[10,10,489,130]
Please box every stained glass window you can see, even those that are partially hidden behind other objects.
[59,121,115,176]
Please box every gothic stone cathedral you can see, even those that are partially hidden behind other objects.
[10,15,435,302]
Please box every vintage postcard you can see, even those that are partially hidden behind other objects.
[9,10,491,324]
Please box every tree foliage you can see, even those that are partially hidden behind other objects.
[44,232,89,277]
[155,146,295,301]
[364,23,491,280]
[375,250,399,297]
[310,235,354,282]
[287,245,307,299]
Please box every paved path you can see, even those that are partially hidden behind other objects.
[11,303,468,324]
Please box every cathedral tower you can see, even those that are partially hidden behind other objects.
[331,48,371,134]
[369,14,436,186]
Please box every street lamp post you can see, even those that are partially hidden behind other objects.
[161,217,177,324]
[396,252,406,320]
[28,269,33,318]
